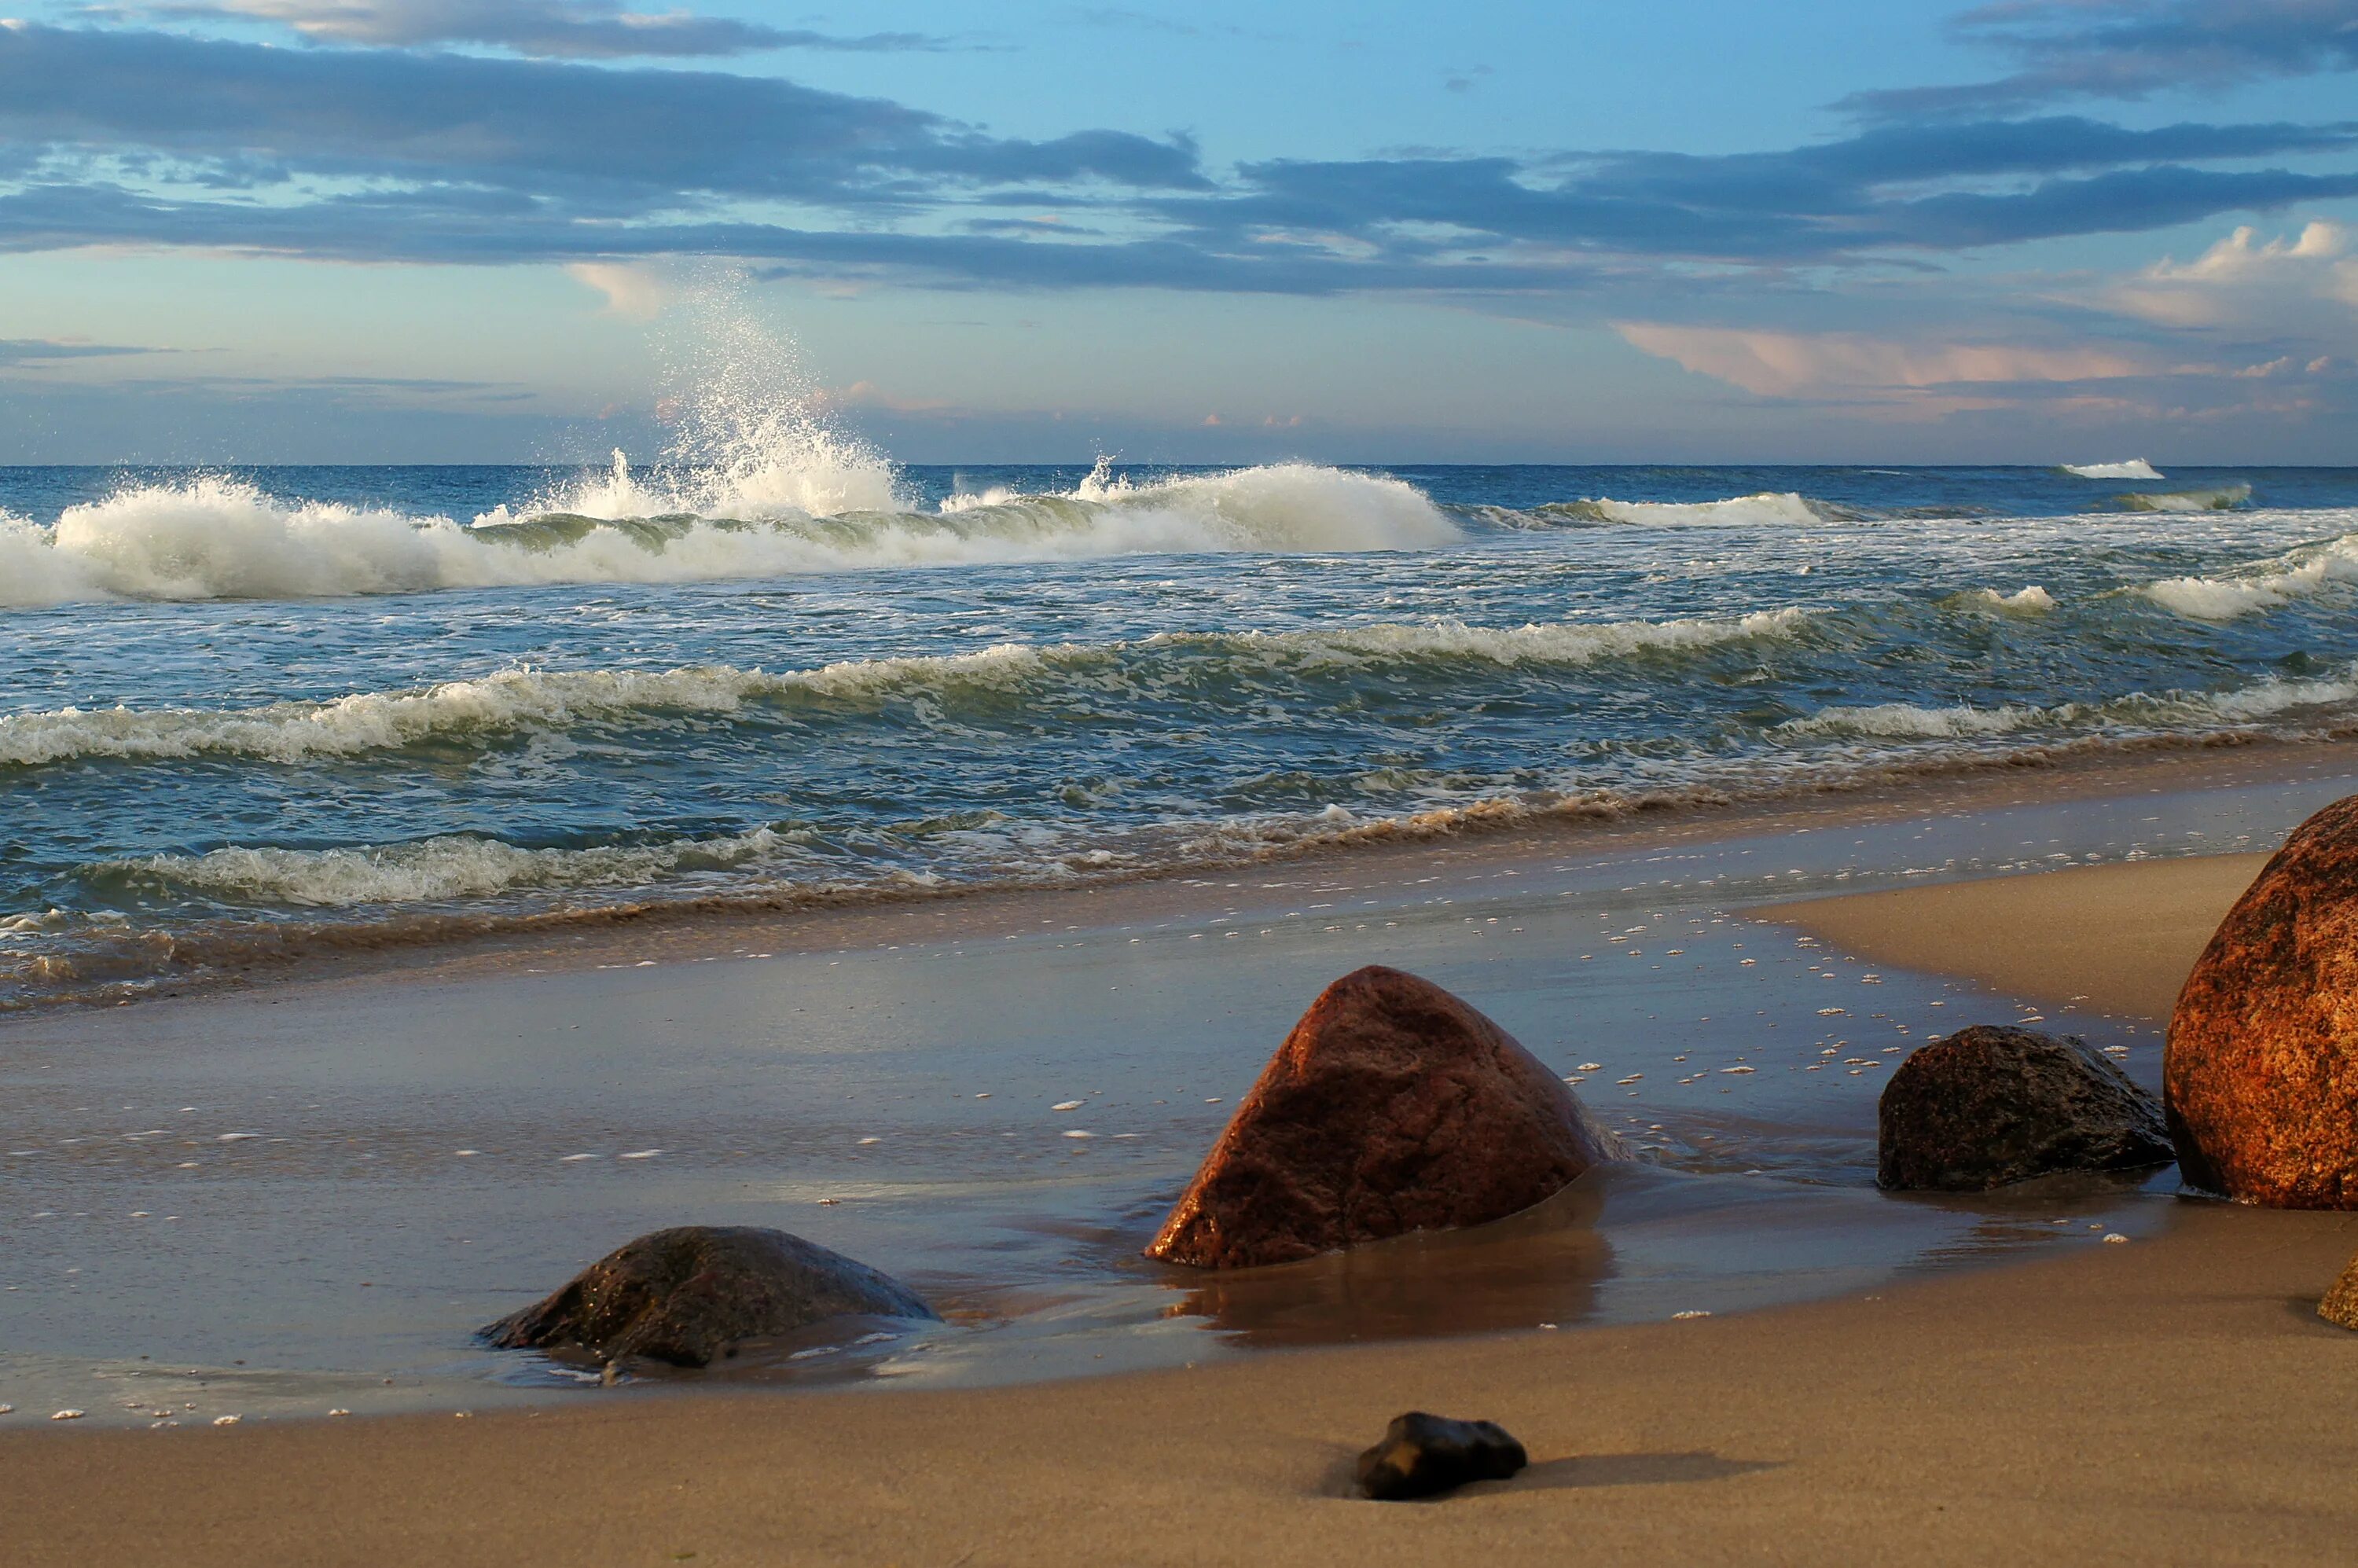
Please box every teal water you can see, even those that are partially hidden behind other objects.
[4,456,2356,1008]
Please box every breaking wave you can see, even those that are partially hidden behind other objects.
[2063,460,2162,479]
[0,462,1459,608]
[1526,491,1838,528]
[0,607,1810,769]
[1782,663,2358,741]
[2139,531,2358,620]
[2117,484,2252,513]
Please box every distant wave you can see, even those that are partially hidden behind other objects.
[0,608,1812,768]
[2116,484,2251,513]
[1527,491,1838,528]
[2063,460,2162,480]
[0,463,1458,608]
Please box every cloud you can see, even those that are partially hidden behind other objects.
[0,24,1207,211]
[2102,218,2358,325]
[0,336,166,364]
[565,260,667,318]
[1615,321,2150,397]
[0,20,2353,309]
[1846,0,2358,118]
[107,0,957,58]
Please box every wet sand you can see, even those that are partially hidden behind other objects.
[11,1199,2358,1565]
[9,750,2358,1560]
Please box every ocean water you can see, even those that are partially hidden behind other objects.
[4,450,2357,1009]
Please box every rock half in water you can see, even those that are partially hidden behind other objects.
[481,1225,937,1368]
[1147,965,1626,1269]
[1879,1025,2171,1192]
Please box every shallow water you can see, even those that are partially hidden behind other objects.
[3,767,2340,1428]
[4,458,2358,1010]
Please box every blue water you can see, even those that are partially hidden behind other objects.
[4,457,2357,1008]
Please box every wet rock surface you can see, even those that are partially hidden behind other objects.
[482,1225,936,1368]
[1357,1412,1530,1500]
[1878,1025,2172,1192]
[2169,795,2358,1206]
[1147,965,1626,1269]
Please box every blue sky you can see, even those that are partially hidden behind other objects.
[1,0,2355,463]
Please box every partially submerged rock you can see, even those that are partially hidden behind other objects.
[2319,1253,2358,1330]
[1357,1412,1529,1500]
[1878,1025,2171,1192]
[1147,965,1625,1269]
[2168,795,2358,1206]
[482,1225,936,1368]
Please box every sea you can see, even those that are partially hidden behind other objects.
[4,443,2358,1012]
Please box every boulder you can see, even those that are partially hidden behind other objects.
[1146,965,1625,1269]
[1357,1412,1529,1500]
[2319,1252,2358,1330]
[1878,1025,2171,1192]
[2168,795,2358,1206]
[482,1225,936,1368]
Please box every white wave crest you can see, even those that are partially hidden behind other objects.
[1780,701,2044,740]
[119,827,813,907]
[2063,460,2162,479]
[0,608,1808,768]
[2117,484,2251,513]
[1553,492,1831,528]
[0,464,1460,608]
[1959,586,2056,613]
[1782,664,2358,742]
[2140,532,2358,620]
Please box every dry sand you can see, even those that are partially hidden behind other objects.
[1766,854,2269,1019]
[13,847,2358,1565]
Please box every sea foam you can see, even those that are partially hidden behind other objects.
[0,608,1809,769]
[0,463,1460,608]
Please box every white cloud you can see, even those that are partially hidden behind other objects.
[564,262,667,319]
[2105,220,2358,328]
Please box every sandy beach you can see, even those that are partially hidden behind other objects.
[8,747,2358,1562]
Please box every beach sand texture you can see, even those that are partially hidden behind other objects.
[12,804,2358,1562]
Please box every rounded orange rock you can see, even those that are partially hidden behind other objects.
[2167,794,2358,1206]
[1146,964,1625,1269]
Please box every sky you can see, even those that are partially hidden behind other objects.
[0,0,2356,464]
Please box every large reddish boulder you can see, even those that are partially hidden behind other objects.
[1146,965,1625,1269]
[2168,795,2358,1206]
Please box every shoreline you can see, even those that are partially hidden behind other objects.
[17,730,2358,1019]
[10,1199,2358,1563]
[11,755,2358,1560]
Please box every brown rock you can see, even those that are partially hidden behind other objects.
[1877,1025,2172,1192]
[1145,965,1625,1269]
[2319,1253,2358,1330]
[481,1225,936,1368]
[2168,795,2358,1206]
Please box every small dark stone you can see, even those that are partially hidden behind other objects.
[1878,1025,2173,1192]
[1356,1411,1529,1500]
[481,1225,936,1368]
